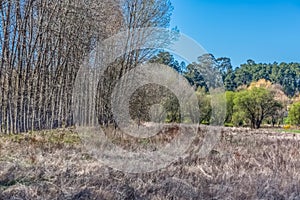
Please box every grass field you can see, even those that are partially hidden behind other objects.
[1,127,300,199]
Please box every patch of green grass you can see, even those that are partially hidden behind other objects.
[139,138,150,145]
[285,129,300,134]
[275,129,300,134]
[0,129,81,146]
[224,123,234,127]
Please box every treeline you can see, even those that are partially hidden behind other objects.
[152,52,300,97]
[229,60,300,97]
[150,52,300,128]
[0,0,173,133]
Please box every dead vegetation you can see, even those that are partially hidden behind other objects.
[1,127,300,199]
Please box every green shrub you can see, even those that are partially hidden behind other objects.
[288,102,300,126]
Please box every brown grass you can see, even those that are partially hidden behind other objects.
[1,127,300,199]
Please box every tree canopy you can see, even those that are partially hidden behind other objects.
[233,87,282,129]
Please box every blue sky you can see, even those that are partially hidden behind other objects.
[170,0,300,67]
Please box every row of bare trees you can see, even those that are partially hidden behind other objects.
[0,0,173,133]
[83,0,174,127]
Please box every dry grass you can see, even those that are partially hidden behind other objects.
[1,127,300,199]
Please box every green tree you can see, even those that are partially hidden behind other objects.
[216,57,233,80]
[224,71,237,91]
[233,87,282,129]
[288,102,300,127]
[163,94,180,123]
[225,91,235,124]
[184,63,208,90]
[195,87,212,124]
[232,111,247,127]
[149,51,183,73]
[234,66,253,86]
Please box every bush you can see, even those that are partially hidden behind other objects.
[288,102,300,126]
[232,112,246,127]
[283,125,291,130]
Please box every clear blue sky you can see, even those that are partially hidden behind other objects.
[170,0,300,67]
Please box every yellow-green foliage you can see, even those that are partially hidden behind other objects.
[0,129,81,146]
[288,102,300,126]
[283,125,291,130]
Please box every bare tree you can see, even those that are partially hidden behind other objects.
[0,0,121,133]
[95,0,173,127]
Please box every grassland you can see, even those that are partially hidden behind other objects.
[1,127,300,199]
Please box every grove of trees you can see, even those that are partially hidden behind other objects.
[151,52,299,129]
[0,0,173,133]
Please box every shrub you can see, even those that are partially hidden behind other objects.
[283,125,291,130]
[288,102,300,127]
